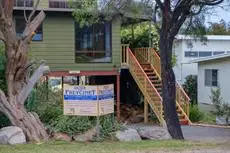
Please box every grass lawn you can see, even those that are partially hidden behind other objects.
[0,140,220,153]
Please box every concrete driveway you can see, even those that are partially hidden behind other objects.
[182,125,230,142]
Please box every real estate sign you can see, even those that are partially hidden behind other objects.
[63,84,114,116]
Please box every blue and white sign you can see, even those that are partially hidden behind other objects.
[63,84,114,116]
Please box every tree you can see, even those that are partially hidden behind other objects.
[207,19,230,35]
[121,22,160,50]
[150,0,224,139]
[0,0,48,142]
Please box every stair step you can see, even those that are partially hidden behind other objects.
[146,72,156,76]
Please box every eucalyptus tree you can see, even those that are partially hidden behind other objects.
[0,0,48,142]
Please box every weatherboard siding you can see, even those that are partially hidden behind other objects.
[38,0,49,9]
[30,15,121,71]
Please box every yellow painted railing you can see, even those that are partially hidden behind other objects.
[122,45,165,124]
[133,47,190,123]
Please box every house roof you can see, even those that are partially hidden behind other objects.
[176,35,230,41]
[191,53,230,63]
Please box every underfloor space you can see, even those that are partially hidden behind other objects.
[120,69,159,124]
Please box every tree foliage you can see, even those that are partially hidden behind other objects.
[121,22,160,50]
[207,19,230,35]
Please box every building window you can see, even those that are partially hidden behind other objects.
[15,18,43,41]
[185,51,198,57]
[75,22,112,63]
[49,0,70,8]
[205,69,218,87]
[15,0,34,7]
[199,51,212,57]
[213,51,225,55]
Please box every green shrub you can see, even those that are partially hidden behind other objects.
[189,105,204,122]
[183,75,197,105]
[50,116,94,135]
[99,115,122,138]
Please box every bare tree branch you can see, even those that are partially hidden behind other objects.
[22,10,45,43]
[28,0,40,23]
[16,63,50,105]
[201,0,224,6]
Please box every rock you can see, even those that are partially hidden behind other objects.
[53,132,72,142]
[115,128,142,141]
[73,127,97,142]
[137,127,171,140]
[0,126,26,145]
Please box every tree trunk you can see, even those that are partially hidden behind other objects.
[159,32,184,139]
[0,91,48,142]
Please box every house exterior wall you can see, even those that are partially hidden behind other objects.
[174,37,230,83]
[29,14,121,72]
[197,58,230,104]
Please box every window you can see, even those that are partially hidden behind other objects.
[205,69,218,86]
[185,51,198,57]
[199,51,212,57]
[75,22,112,63]
[49,0,70,8]
[15,0,34,7]
[213,51,225,55]
[15,18,43,41]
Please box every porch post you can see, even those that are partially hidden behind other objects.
[61,76,64,105]
[149,21,152,47]
[116,74,121,120]
[144,98,149,124]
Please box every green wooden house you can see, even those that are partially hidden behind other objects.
[13,0,191,125]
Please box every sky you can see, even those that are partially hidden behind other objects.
[207,7,230,23]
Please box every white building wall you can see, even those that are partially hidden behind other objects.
[174,36,230,83]
[198,58,230,104]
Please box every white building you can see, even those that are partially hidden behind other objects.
[173,35,230,83]
[192,54,230,105]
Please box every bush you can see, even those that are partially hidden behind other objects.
[210,88,230,123]
[183,75,197,105]
[189,105,204,122]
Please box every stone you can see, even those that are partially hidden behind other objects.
[0,126,26,145]
[73,127,97,142]
[137,126,171,140]
[53,132,72,142]
[115,128,142,141]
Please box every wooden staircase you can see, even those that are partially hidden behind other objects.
[121,45,191,125]
[142,63,190,125]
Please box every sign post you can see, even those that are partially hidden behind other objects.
[63,84,114,139]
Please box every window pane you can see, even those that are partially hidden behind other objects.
[75,22,112,63]
[15,0,34,7]
[199,51,212,57]
[185,51,198,57]
[205,69,212,86]
[212,69,218,86]
[213,51,225,55]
